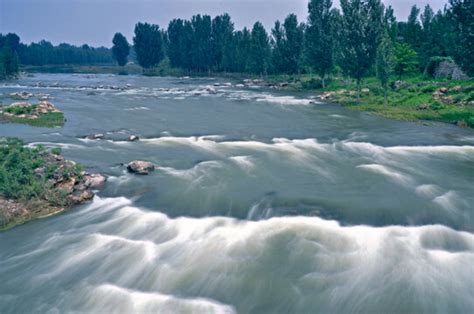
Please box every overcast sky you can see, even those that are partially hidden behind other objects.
[1,0,449,47]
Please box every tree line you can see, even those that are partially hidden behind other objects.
[0,33,114,78]
[112,0,471,86]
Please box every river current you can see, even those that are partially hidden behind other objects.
[1,74,473,313]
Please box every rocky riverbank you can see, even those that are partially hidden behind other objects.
[0,138,106,231]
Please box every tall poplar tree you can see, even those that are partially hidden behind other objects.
[133,23,164,69]
[376,30,394,106]
[248,22,270,75]
[306,0,334,88]
[339,0,384,99]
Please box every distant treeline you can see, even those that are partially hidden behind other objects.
[1,0,472,83]
[0,33,114,78]
[109,0,472,85]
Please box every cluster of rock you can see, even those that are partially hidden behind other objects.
[34,151,106,205]
[241,79,290,89]
[0,101,62,120]
[317,88,369,101]
[417,86,473,110]
[9,91,52,101]
[9,91,33,100]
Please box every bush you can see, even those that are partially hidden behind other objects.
[4,105,37,115]
[424,56,454,78]
[301,78,323,90]
[51,147,62,155]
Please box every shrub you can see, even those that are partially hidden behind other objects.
[424,56,454,78]
[51,147,62,155]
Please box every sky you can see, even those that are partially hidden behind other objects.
[1,0,449,47]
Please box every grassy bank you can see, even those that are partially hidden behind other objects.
[263,74,474,128]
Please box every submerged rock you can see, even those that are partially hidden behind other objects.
[86,134,104,140]
[127,160,155,175]
[128,135,140,142]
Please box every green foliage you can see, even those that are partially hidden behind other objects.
[4,105,37,115]
[112,33,130,66]
[271,14,304,75]
[0,138,86,208]
[338,0,384,94]
[424,56,454,77]
[449,0,474,76]
[0,138,45,200]
[9,112,65,128]
[133,23,164,69]
[306,0,335,86]
[376,31,394,105]
[393,42,418,80]
[248,22,271,75]
[51,147,62,155]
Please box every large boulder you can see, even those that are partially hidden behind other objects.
[67,190,95,205]
[127,160,155,175]
[434,61,469,80]
[83,173,107,189]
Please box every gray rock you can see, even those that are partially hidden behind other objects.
[127,160,155,175]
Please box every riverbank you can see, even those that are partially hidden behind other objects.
[0,138,106,231]
[14,65,474,128]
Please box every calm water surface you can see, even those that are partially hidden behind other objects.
[1,74,473,313]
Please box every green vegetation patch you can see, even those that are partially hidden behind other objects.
[0,138,86,230]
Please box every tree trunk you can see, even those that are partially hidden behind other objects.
[384,87,388,107]
[356,78,361,102]
[321,73,326,89]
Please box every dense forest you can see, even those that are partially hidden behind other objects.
[1,0,472,84]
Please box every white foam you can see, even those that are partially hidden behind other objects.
[256,94,313,106]
[3,196,474,313]
[357,164,414,185]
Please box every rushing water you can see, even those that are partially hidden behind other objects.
[1,74,473,313]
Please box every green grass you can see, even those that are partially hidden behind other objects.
[7,112,65,128]
[259,73,474,128]
[0,138,84,230]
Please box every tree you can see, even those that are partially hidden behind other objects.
[271,15,304,75]
[393,42,418,80]
[449,0,474,76]
[306,0,334,87]
[338,0,384,99]
[112,33,130,66]
[248,22,270,75]
[0,33,20,78]
[282,14,304,74]
[384,5,398,41]
[271,20,285,73]
[376,31,394,106]
[211,14,234,71]
[190,15,213,72]
[133,23,164,69]
[167,19,186,68]
[399,5,423,56]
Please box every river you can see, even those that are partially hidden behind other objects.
[1,73,473,313]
